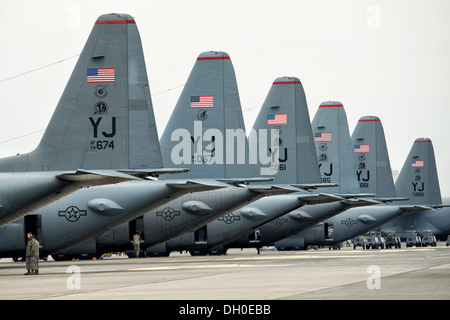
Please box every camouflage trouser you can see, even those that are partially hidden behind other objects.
[26,256,39,272]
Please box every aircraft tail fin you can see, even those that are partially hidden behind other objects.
[0,13,162,172]
[350,116,396,197]
[160,51,248,179]
[250,77,320,184]
[395,138,442,205]
[311,102,359,194]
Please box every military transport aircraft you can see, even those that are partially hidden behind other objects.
[273,116,427,250]
[49,56,339,259]
[142,79,373,256]
[8,50,308,260]
[225,101,384,251]
[0,13,164,227]
[0,15,280,259]
[379,138,450,241]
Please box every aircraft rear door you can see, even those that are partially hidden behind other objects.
[129,217,145,240]
[249,228,261,244]
[194,225,207,244]
[325,223,334,241]
[24,214,43,248]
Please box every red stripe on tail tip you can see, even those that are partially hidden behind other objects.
[197,56,230,61]
[319,104,343,108]
[273,81,301,85]
[95,20,136,25]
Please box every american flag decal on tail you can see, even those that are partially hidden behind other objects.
[412,160,424,167]
[354,144,369,153]
[315,132,332,142]
[87,68,115,83]
[190,96,214,108]
[267,114,287,125]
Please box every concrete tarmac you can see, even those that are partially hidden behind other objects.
[1,243,449,301]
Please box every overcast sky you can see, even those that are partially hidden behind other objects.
[1,0,449,197]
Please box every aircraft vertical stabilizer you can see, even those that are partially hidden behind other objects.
[160,51,247,179]
[350,116,396,198]
[0,13,162,172]
[250,77,320,184]
[312,102,359,194]
[395,138,442,205]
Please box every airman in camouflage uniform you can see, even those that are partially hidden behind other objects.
[25,233,39,275]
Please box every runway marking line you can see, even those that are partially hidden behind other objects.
[128,263,294,272]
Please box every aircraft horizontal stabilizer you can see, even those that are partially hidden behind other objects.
[57,169,139,187]
[215,177,275,185]
[247,185,301,195]
[399,205,433,212]
[373,197,410,203]
[340,198,381,207]
[297,193,345,204]
[291,183,339,190]
[430,204,450,209]
[165,180,228,192]
[335,193,375,199]
[118,168,190,178]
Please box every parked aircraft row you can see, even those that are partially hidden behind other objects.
[0,13,448,262]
